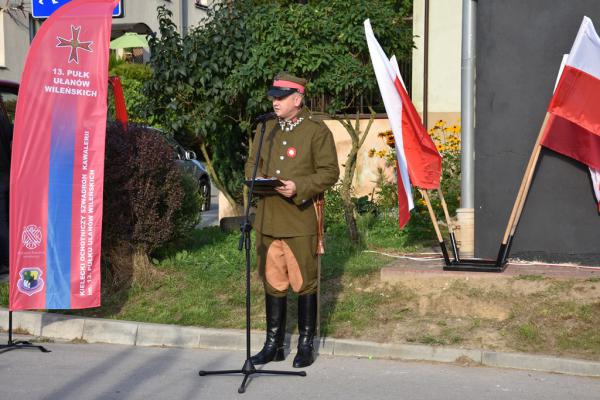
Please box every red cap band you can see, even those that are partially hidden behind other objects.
[273,80,305,94]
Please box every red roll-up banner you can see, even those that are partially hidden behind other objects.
[9,0,118,310]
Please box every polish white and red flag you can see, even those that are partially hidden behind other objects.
[542,16,600,211]
[364,19,442,228]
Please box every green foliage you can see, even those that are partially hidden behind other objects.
[234,0,412,114]
[108,53,126,70]
[102,123,201,257]
[0,283,7,306]
[324,184,345,229]
[107,63,153,124]
[373,169,398,213]
[429,121,461,218]
[517,323,541,344]
[324,182,434,250]
[353,195,378,216]
[366,121,463,243]
[110,63,153,81]
[144,1,413,207]
[171,172,203,243]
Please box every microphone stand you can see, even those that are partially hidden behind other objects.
[199,115,306,393]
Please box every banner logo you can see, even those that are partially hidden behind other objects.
[21,225,43,250]
[16,268,45,296]
[56,25,93,64]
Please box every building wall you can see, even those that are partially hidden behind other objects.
[0,9,32,82]
[412,0,462,129]
[118,0,211,35]
[325,118,395,197]
[475,0,600,264]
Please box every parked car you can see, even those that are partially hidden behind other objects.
[188,155,211,212]
[107,77,211,213]
[157,130,212,212]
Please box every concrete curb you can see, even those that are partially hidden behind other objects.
[2,308,600,377]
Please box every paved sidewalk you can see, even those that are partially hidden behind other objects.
[2,307,600,378]
[2,341,600,400]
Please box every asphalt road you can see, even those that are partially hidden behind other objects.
[1,341,599,400]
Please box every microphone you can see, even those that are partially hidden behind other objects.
[254,112,276,122]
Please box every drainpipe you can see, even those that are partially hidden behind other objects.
[28,14,39,43]
[423,0,429,130]
[180,0,189,36]
[457,0,477,256]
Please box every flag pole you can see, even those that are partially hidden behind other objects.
[497,113,550,265]
[437,188,460,262]
[419,189,451,265]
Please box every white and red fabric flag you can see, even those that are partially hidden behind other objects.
[9,0,117,310]
[541,16,600,211]
[364,19,442,228]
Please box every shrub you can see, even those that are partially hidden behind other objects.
[102,123,201,285]
[324,184,346,230]
[110,63,153,81]
[366,121,463,244]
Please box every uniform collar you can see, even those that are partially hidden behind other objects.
[278,107,309,132]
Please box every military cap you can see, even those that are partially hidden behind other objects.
[267,72,307,99]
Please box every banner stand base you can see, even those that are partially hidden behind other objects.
[440,235,509,273]
[1,311,50,354]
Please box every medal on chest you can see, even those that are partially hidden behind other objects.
[287,147,297,158]
[278,117,304,132]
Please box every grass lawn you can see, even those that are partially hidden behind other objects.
[2,216,600,361]
[0,215,417,333]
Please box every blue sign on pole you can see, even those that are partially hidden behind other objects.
[31,0,123,19]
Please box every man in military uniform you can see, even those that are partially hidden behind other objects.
[245,72,339,368]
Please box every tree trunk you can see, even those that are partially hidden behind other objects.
[199,143,242,214]
[341,144,360,245]
[106,241,160,288]
[336,111,376,247]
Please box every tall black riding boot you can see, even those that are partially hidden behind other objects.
[293,293,317,368]
[250,293,287,365]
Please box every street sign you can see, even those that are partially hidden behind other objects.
[31,0,123,19]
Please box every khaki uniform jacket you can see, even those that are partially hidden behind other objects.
[245,108,339,237]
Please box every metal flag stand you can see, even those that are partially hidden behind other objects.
[198,114,306,394]
[424,113,551,273]
[1,310,50,354]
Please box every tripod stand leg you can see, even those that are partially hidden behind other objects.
[199,369,243,376]
[0,342,51,353]
[238,374,250,394]
[1,311,51,354]
[259,369,307,376]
